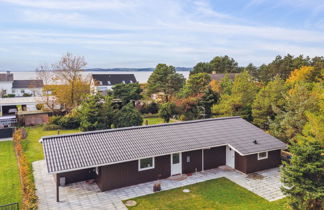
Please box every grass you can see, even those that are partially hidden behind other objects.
[22,126,80,163]
[0,126,80,207]
[143,117,176,125]
[0,141,22,206]
[125,178,288,210]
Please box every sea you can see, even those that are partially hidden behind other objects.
[3,71,190,84]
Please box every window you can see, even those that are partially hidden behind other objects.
[186,156,190,163]
[257,152,268,160]
[130,80,133,83]
[138,157,155,171]
[21,90,25,94]
[172,153,180,164]
[95,167,99,175]
[107,81,111,85]
[122,80,126,84]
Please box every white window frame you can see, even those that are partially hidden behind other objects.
[257,152,268,160]
[138,157,155,171]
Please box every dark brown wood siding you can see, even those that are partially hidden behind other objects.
[57,168,96,185]
[203,146,226,170]
[96,155,170,191]
[182,150,202,174]
[235,150,281,173]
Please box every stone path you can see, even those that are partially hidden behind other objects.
[33,160,285,210]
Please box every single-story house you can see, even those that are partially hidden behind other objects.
[90,74,137,95]
[41,116,286,202]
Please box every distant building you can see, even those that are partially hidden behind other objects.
[90,74,137,95]
[0,71,44,97]
[0,96,42,116]
[209,71,239,81]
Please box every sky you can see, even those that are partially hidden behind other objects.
[0,0,323,71]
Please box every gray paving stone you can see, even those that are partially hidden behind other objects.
[33,160,285,210]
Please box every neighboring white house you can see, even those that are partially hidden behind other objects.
[0,71,44,97]
[0,71,14,96]
[12,80,44,96]
[90,74,137,95]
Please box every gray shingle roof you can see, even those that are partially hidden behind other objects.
[92,74,137,86]
[0,72,13,81]
[12,80,44,88]
[209,73,239,81]
[42,117,286,173]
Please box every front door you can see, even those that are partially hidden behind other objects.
[171,153,182,175]
[226,146,235,168]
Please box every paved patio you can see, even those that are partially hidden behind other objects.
[33,160,285,210]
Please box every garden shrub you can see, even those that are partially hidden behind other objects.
[35,104,43,110]
[50,116,62,125]
[13,129,38,209]
[22,93,32,97]
[3,94,15,98]
[58,115,80,129]
[139,102,159,114]
[49,115,80,129]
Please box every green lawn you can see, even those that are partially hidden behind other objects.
[0,141,21,205]
[22,126,80,163]
[143,117,176,125]
[125,178,288,210]
[0,127,80,206]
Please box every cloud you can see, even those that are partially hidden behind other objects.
[1,0,137,10]
[0,0,323,70]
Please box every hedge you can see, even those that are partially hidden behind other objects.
[13,129,37,209]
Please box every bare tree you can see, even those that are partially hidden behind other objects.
[35,64,56,111]
[54,53,87,108]
[36,64,54,85]
[35,53,90,112]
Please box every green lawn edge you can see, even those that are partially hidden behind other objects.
[124,177,288,210]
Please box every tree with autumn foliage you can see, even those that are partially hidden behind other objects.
[36,53,90,112]
[53,53,90,111]
[212,71,259,120]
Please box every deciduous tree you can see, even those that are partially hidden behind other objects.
[53,53,90,111]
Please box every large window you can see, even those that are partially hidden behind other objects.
[257,152,268,160]
[138,157,155,171]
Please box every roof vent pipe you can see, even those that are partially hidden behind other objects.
[253,140,258,144]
